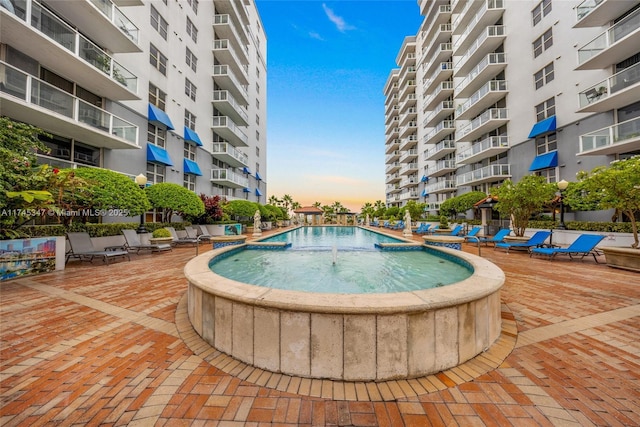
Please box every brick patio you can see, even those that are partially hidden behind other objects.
[1,229,639,426]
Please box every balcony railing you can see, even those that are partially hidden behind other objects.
[576,0,605,22]
[453,0,504,48]
[457,136,509,163]
[455,53,506,94]
[578,62,640,108]
[88,0,139,43]
[210,168,249,187]
[579,117,640,154]
[210,142,249,165]
[213,65,248,97]
[425,139,456,160]
[456,164,511,186]
[426,180,456,193]
[456,80,507,117]
[457,108,508,140]
[578,7,640,64]
[212,90,248,123]
[427,159,457,175]
[454,25,505,71]
[1,61,138,145]
[212,116,248,145]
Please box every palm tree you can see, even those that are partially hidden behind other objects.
[267,195,280,206]
[361,202,374,216]
[281,194,293,214]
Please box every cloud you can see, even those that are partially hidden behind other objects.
[322,3,355,33]
[308,31,324,41]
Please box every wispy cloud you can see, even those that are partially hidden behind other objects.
[322,3,355,33]
[308,31,324,41]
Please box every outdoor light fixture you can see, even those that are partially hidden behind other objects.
[557,179,569,230]
[134,173,148,234]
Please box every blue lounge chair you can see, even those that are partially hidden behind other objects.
[530,234,605,262]
[448,225,463,236]
[415,223,431,234]
[474,228,511,246]
[495,231,552,253]
[463,226,482,241]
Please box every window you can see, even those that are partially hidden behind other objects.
[149,83,166,110]
[536,132,557,155]
[147,123,166,148]
[256,130,260,141]
[184,174,196,191]
[184,141,196,161]
[535,97,556,122]
[149,44,167,75]
[256,146,260,157]
[534,62,554,89]
[146,162,165,184]
[533,28,553,58]
[185,78,196,101]
[532,0,552,26]
[186,0,198,14]
[185,110,196,129]
[150,6,168,40]
[534,168,556,183]
[186,18,198,43]
[185,48,197,72]
[256,114,259,125]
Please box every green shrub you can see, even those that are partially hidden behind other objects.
[152,228,172,238]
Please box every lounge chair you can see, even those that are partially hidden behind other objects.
[474,228,511,246]
[66,232,130,264]
[415,223,431,234]
[197,225,213,240]
[463,226,482,241]
[122,229,172,254]
[495,231,552,253]
[185,225,211,242]
[165,226,198,246]
[448,225,463,236]
[530,234,605,262]
[425,225,440,234]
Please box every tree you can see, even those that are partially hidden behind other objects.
[491,175,556,237]
[440,191,487,218]
[373,200,386,218]
[225,199,259,221]
[360,202,374,217]
[185,194,225,224]
[145,183,204,223]
[576,156,640,248]
[401,200,426,221]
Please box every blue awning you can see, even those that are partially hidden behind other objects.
[528,115,556,138]
[243,167,252,174]
[148,104,175,130]
[184,127,203,146]
[183,158,202,176]
[146,144,173,166]
[255,188,263,197]
[421,175,429,182]
[243,187,251,193]
[529,151,558,171]
[421,189,428,197]
[255,172,262,181]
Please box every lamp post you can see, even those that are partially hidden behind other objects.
[134,173,148,234]
[557,179,569,230]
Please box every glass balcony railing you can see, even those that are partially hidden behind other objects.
[210,168,249,187]
[456,164,511,186]
[576,0,604,22]
[579,62,640,108]
[212,116,248,144]
[458,108,508,139]
[425,139,456,160]
[426,180,456,193]
[578,7,640,64]
[210,142,249,165]
[457,136,509,163]
[456,80,507,117]
[455,53,506,93]
[88,0,139,43]
[1,61,138,145]
[579,117,640,153]
[212,90,248,123]
[455,25,505,71]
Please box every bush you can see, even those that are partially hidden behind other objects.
[152,228,172,238]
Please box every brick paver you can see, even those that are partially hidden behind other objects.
[1,227,639,426]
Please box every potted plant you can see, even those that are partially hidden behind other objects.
[576,156,640,271]
[150,228,173,244]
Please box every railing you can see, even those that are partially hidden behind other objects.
[578,62,640,108]
[210,142,249,165]
[212,90,248,123]
[425,139,455,159]
[88,0,139,43]
[1,61,138,145]
[210,168,249,186]
[456,164,511,185]
[578,7,640,64]
[457,108,508,139]
[457,136,509,162]
[213,38,248,65]
[455,25,505,70]
[427,159,457,175]
[576,0,605,22]
[456,53,506,92]
[425,100,454,125]
[579,117,640,153]
[212,65,248,97]
[214,13,247,44]
[399,163,418,175]
[426,180,456,193]
[454,0,504,49]
[424,80,454,107]
[456,80,507,117]
[385,151,400,162]
[211,116,248,144]
[425,120,455,143]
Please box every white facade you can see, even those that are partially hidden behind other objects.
[1,0,267,211]
[385,0,640,217]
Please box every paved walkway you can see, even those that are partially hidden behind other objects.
[1,228,639,426]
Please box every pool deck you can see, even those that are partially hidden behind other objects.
[1,226,639,426]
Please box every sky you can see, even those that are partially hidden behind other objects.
[255,0,423,212]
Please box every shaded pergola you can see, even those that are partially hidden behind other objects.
[293,206,324,225]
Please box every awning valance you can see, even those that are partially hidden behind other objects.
[148,104,175,130]
[183,158,202,176]
[529,151,558,171]
[255,188,263,196]
[184,127,203,146]
[255,172,262,181]
[528,115,556,138]
[243,167,252,174]
[146,144,173,166]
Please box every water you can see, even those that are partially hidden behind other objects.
[209,226,473,294]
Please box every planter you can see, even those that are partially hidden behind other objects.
[149,237,173,245]
[503,236,530,243]
[433,228,452,235]
[601,247,640,273]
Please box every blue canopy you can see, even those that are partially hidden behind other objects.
[243,167,252,174]
[421,175,429,182]
[255,188,263,196]
[529,151,558,171]
[243,187,251,193]
[255,171,262,181]
[184,127,203,146]
[146,144,173,166]
[183,158,202,176]
[148,104,175,130]
[528,115,556,138]
[421,189,428,197]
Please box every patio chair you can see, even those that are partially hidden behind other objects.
[185,225,211,242]
[448,225,463,236]
[474,228,511,246]
[66,232,130,265]
[165,226,198,246]
[122,229,171,254]
[495,231,552,253]
[463,226,482,241]
[415,223,431,234]
[530,234,605,262]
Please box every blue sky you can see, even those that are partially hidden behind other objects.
[255,0,422,212]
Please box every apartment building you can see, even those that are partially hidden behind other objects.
[385,0,640,221]
[1,0,267,219]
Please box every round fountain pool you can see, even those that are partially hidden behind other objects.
[185,226,505,381]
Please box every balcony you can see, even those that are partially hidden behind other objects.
[386,183,401,194]
[42,0,140,52]
[426,179,457,194]
[385,106,399,123]
[213,13,249,48]
[456,164,511,186]
[423,61,454,94]
[426,159,457,177]
[399,148,419,164]
[1,62,139,149]
[209,142,248,168]
[1,1,138,100]
[578,62,640,112]
[424,99,454,128]
[457,108,509,142]
[424,139,456,161]
[212,65,248,104]
[454,25,506,76]
[210,168,249,188]
[400,176,419,189]
[399,121,418,138]
[385,150,401,163]
[399,135,419,151]
[400,162,419,176]
[211,116,248,147]
[399,189,420,201]
[399,81,417,102]
[453,0,505,50]
[213,39,249,79]
[385,138,401,153]
[577,7,640,70]
[574,0,635,28]
[399,95,417,114]
[456,80,508,120]
[424,119,456,145]
[578,116,640,156]
[386,172,401,184]
[422,24,452,62]
[457,136,509,165]
[455,52,507,97]
[424,80,454,110]
[399,107,417,126]
[385,162,401,174]
[212,90,248,125]
[424,42,453,75]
